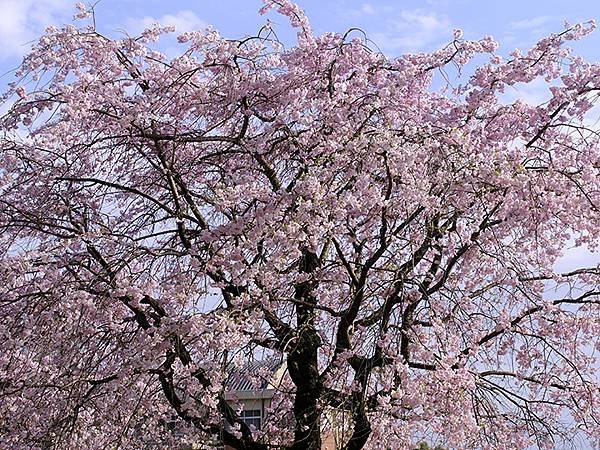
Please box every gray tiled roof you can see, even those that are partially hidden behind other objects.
[226,356,284,392]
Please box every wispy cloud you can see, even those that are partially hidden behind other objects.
[500,77,552,106]
[125,10,208,35]
[500,16,556,53]
[121,11,208,60]
[360,3,376,15]
[0,0,71,61]
[509,15,551,30]
[370,9,451,54]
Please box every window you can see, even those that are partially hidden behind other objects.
[240,409,262,430]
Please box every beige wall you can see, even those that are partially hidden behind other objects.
[224,428,338,450]
[223,396,270,450]
[321,431,337,450]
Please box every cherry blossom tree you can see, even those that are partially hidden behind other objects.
[1,1,600,449]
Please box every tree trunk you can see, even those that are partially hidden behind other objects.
[289,250,322,450]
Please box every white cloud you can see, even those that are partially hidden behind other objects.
[125,10,207,35]
[423,0,453,6]
[370,9,451,54]
[120,11,208,61]
[583,101,600,130]
[361,3,375,15]
[554,243,599,274]
[500,77,552,106]
[0,0,71,60]
[509,15,551,30]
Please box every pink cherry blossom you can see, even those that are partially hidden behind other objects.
[0,2,599,449]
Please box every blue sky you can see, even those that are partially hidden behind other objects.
[2,0,600,184]
[2,0,600,74]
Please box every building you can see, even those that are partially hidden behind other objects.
[223,357,338,450]
[224,356,287,436]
